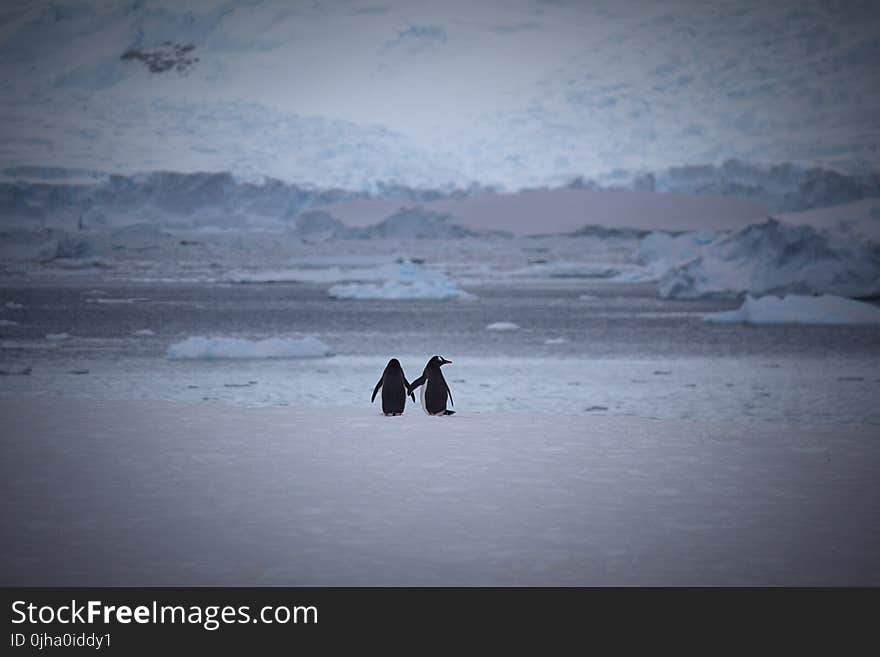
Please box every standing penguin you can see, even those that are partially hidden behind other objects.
[408,356,455,416]
[371,358,416,416]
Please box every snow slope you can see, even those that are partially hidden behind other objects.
[1,1,878,189]
[2,398,878,585]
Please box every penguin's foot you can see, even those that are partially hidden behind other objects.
[432,410,456,416]
[383,412,403,416]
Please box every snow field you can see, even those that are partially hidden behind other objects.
[2,398,878,586]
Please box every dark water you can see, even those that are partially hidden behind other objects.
[2,280,879,423]
[3,281,880,358]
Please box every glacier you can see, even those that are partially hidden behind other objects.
[1,1,879,191]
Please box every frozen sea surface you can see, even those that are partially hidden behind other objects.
[2,399,877,586]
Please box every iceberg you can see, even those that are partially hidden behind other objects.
[167,336,333,360]
[657,220,880,299]
[704,294,880,325]
[636,229,718,280]
[329,279,473,300]
[327,260,473,300]
[351,206,480,239]
[486,322,520,331]
[287,210,350,242]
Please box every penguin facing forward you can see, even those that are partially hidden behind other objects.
[408,355,455,416]
[371,358,416,416]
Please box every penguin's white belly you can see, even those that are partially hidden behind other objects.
[420,380,428,414]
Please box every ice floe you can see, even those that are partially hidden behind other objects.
[86,297,149,304]
[704,294,880,325]
[327,260,473,300]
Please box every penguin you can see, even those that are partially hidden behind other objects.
[371,358,416,416]
[408,356,455,416]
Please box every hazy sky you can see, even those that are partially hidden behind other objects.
[1,0,879,187]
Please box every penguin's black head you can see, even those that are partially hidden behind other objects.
[387,358,401,369]
[428,355,452,368]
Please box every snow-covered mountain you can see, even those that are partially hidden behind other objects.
[1,0,878,190]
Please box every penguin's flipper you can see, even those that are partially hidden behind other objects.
[445,382,454,407]
[404,377,416,403]
[408,375,426,395]
[371,378,382,403]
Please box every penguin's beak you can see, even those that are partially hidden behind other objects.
[441,358,453,365]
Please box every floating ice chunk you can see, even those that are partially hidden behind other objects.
[487,322,520,331]
[327,261,473,300]
[329,279,474,300]
[133,329,155,336]
[704,294,880,325]
[658,220,880,299]
[86,298,149,304]
[544,337,567,344]
[637,229,717,279]
[0,320,18,326]
[46,333,71,341]
[167,336,333,360]
[5,302,23,309]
